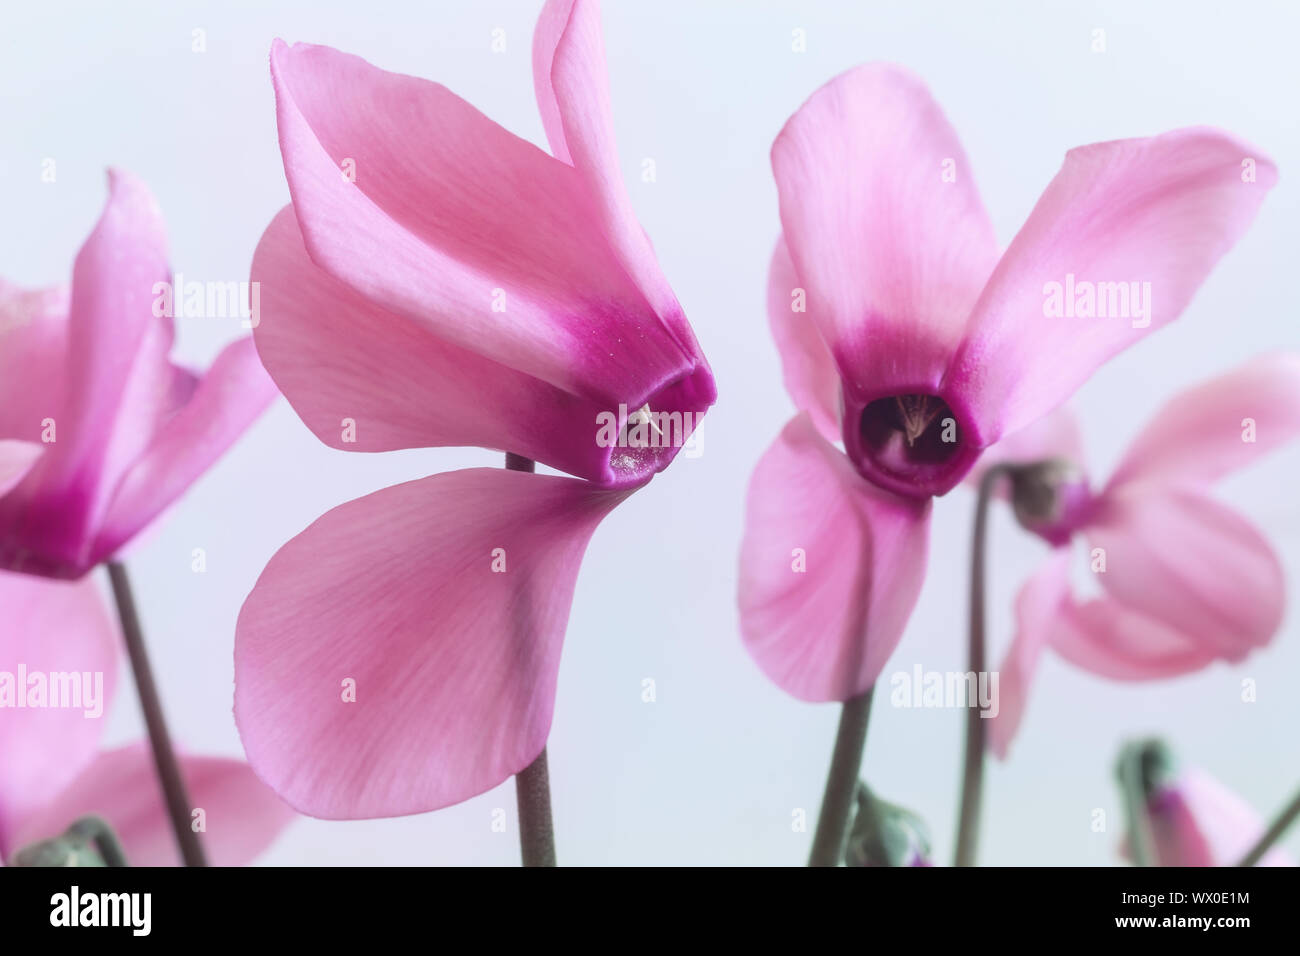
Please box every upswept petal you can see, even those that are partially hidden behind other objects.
[766,237,841,441]
[0,171,172,572]
[0,282,69,441]
[1085,485,1282,660]
[532,0,691,339]
[89,336,276,564]
[951,128,1277,441]
[738,414,931,702]
[7,745,294,867]
[1150,769,1295,867]
[1107,352,1300,491]
[771,63,999,400]
[988,551,1072,760]
[249,207,624,482]
[268,40,703,408]
[234,468,631,819]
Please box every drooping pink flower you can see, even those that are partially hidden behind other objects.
[1112,749,1294,868]
[740,63,1276,702]
[982,355,1300,758]
[234,0,715,819]
[0,171,276,580]
[1123,762,1295,867]
[0,572,293,866]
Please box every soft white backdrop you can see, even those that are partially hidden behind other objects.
[2,0,1298,865]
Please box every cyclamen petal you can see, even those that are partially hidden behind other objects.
[0,172,269,578]
[766,237,841,442]
[1085,485,1283,660]
[250,207,620,481]
[987,551,1072,760]
[90,336,277,564]
[952,128,1277,442]
[533,0,689,335]
[234,468,631,819]
[0,442,42,497]
[0,170,171,571]
[739,414,931,702]
[7,745,294,867]
[265,38,713,487]
[771,63,999,402]
[0,573,118,859]
[0,282,69,442]
[1049,596,1218,681]
[1107,352,1300,491]
[1148,769,1295,867]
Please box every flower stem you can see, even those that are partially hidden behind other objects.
[106,561,207,867]
[1237,784,1300,866]
[808,689,874,866]
[67,816,129,867]
[1117,742,1155,867]
[953,463,1011,867]
[503,452,557,867]
[515,748,556,867]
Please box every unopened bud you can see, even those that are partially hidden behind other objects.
[844,783,932,867]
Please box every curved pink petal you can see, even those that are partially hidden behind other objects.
[766,236,841,441]
[0,441,42,497]
[532,0,691,342]
[1108,352,1300,492]
[988,551,1072,760]
[89,336,276,564]
[1051,597,1220,681]
[7,745,294,867]
[738,414,931,702]
[1149,769,1295,867]
[269,39,711,450]
[234,469,631,819]
[0,171,173,575]
[0,282,69,442]
[951,128,1277,441]
[771,63,998,401]
[0,574,117,859]
[1085,485,1282,660]
[250,206,630,483]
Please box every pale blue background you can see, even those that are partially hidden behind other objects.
[2,0,1297,865]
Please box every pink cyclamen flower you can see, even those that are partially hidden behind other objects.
[235,0,714,819]
[1145,770,1294,867]
[0,171,276,579]
[0,572,293,866]
[981,354,1300,758]
[739,63,1276,702]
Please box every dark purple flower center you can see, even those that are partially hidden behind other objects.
[844,391,981,498]
[861,395,961,465]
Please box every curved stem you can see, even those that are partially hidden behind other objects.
[67,816,129,867]
[808,690,874,866]
[1237,785,1300,866]
[953,464,1011,867]
[1118,743,1155,867]
[106,561,207,867]
[503,452,557,867]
